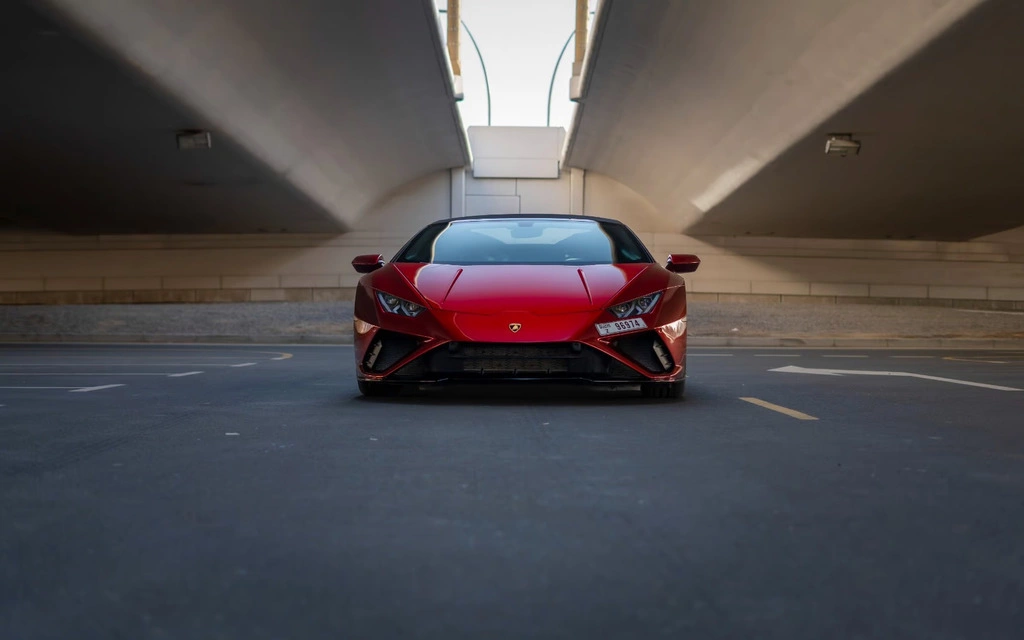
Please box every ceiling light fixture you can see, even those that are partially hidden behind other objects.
[176,129,212,150]
[825,133,860,157]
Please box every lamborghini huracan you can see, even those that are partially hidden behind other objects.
[350,215,700,398]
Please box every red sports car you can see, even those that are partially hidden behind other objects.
[350,215,700,398]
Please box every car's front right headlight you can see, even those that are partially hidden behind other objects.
[376,291,426,317]
[608,292,662,319]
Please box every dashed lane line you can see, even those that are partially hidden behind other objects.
[942,357,1009,364]
[0,386,119,392]
[0,363,254,368]
[689,353,733,357]
[0,372,196,377]
[823,355,868,358]
[168,371,204,378]
[0,386,82,390]
[739,397,819,421]
[69,384,126,393]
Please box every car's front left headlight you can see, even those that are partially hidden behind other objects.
[376,291,426,317]
[608,292,662,319]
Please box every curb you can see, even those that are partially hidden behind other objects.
[0,334,1020,349]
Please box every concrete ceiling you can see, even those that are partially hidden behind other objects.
[565,0,1024,241]
[1,0,468,234]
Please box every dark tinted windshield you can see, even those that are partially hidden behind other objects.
[395,218,652,265]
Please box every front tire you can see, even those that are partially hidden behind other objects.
[358,380,401,397]
[641,380,684,399]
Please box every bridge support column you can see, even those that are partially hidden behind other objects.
[450,167,466,218]
[569,0,588,99]
[570,168,585,215]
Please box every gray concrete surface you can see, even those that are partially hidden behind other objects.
[1,344,1023,638]
[0,301,1021,346]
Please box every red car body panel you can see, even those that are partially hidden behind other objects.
[352,216,697,388]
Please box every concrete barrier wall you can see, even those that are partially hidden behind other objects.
[2,170,1023,307]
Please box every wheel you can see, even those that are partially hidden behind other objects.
[641,381,684,399]
[358,380,401,397]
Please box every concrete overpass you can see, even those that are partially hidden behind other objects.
[3,0,468,233]
[565,0,1024,241]
[1,0,1022,309]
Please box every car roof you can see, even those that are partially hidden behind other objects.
[428,213,625,226]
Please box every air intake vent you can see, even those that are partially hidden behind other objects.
[614,332,674,373]
[363,331,420,373]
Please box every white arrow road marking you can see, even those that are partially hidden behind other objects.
[770,365,1021,391]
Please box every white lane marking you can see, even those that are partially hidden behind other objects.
[0,386,82,390]
[754,354,801,357]
[0,355,258,360]
[229,363,257,368]
[688,353,733,357]
[225,432,240,436]
[943,356,1008,364]
[770,365,1021,391]
[0,372,173,377]
[271,353,293,360]
[0,363,252,367]
[822,355,868,358]
[168,371,204,378]
[739,397,818,421]
[890,356,935,359]
[70,384,126,393]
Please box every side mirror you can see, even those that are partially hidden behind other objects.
[666,254,700,273]
[352,254,385,274]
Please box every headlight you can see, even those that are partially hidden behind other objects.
[376,291,425,317]
[608,292,661,319]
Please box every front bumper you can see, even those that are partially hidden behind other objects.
[355,328,686,384]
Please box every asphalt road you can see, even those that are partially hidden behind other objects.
[1,344,1023,639]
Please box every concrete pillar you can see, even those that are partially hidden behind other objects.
[450,167,466,218]
[572,0,588,75]
[570,168,586,215]
[447,0,461,77]
[570,0,588,100]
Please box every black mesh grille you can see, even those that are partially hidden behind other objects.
[390,342,645,381]
[364,331,420,373]
[613,331,673,373]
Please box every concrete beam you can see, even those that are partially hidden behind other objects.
[31,0,469,232]
[565,0,994,239]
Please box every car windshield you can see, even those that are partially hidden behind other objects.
[394,218,652,265]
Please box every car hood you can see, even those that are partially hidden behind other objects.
[393,263,653,314]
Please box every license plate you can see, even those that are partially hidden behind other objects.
[595,317,648,336]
